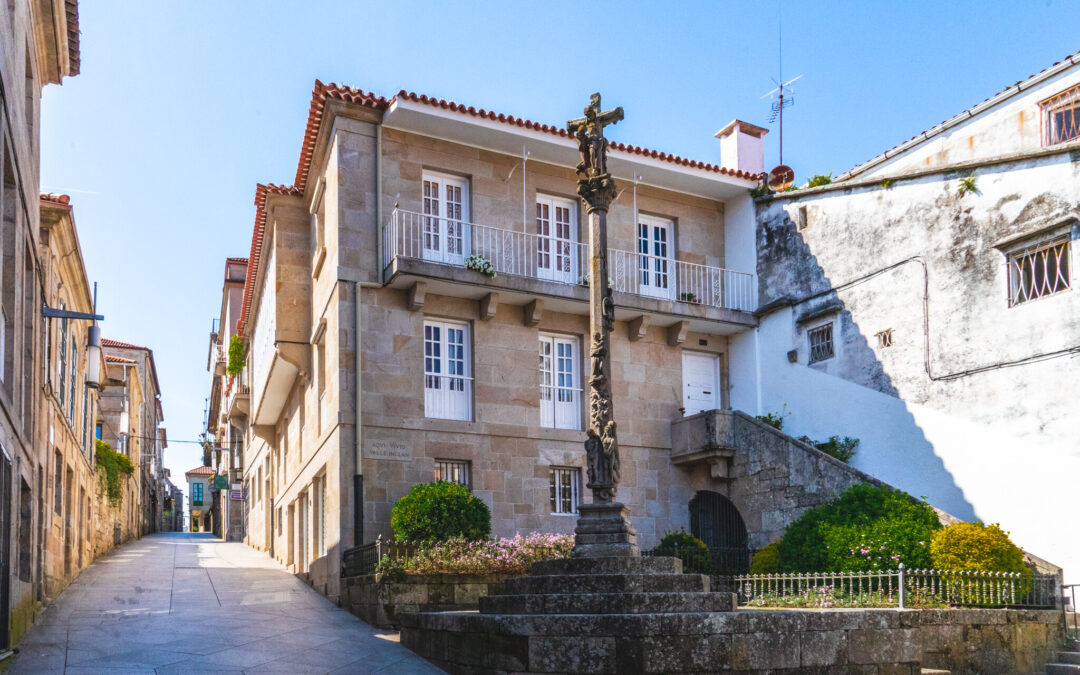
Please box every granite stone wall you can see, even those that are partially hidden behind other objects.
[341,573,512,629]
[400,607,1065,674]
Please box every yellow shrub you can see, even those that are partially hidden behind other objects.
[751,541,782,574]
[929,522,1027,573]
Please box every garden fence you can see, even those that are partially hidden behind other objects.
[641,543,751,575]
[342,535,420,577]
[733,564,1059,609]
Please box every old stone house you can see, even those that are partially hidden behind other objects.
[749,51,1080,581]
[185,465,216,532]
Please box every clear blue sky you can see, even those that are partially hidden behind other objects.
[39,1,1080,486]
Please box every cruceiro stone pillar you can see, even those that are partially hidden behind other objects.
[566,93,639,558]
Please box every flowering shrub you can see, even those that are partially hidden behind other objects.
[376,533,573,577]
[390,481,491,542]
[777,483,940,572]
[745,585,947,609]
[464,255,496,278]
[930,522,1027,574]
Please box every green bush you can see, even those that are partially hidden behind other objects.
[226,335,245,376]
[805,172,833,188]
[930,522,1027,573]
[751,541,782,574]
[777,483,940,572]
[656,529,711,574]
[798,435,859,464]
[95,440,129,507]
[390,481,491,542]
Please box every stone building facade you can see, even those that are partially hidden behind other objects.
[0,0,81,649]
[746,52,1080,580]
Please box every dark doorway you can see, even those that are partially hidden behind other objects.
[689,490,750,573]
[0,452,12,649]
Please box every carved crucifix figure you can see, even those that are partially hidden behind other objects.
[568,93,624,504]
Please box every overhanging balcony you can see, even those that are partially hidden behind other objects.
[381,209,757,332]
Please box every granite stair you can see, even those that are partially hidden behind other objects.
[1047,649,1080,674]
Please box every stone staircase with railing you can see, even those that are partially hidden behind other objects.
[1046,642,1080,675]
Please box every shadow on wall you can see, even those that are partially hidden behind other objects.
[753,199,978,523]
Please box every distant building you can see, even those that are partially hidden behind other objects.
[161,473,184,532]
[186,465,217,532]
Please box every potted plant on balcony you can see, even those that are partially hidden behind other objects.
[464,254,496,279]
[679,291,700,304]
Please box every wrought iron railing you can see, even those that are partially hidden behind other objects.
[342,535,420,577]
[733,565,1059,609]
[609,248,757,312]
[383,208,757,312]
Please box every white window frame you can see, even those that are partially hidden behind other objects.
[637,214,674,299]
[1005,232,1072,307]
[535,195,578,283]
[434,459,471,487]
[807,321,835,364]
[539,334,581,430]
[549,466,580,515]
[421,171,470,265]
[423,319,473,421]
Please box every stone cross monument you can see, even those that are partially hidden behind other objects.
[567,94,639,558]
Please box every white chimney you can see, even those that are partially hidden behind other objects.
[715,120,768,176]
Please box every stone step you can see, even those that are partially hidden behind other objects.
[1057,652,1080,665]
[1046,664,1080,675]
[921,669,951,675]
[530,556,681,576]
[479,591,736,615]
[503,573,708,596]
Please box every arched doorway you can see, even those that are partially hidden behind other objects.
[689,490,750,573]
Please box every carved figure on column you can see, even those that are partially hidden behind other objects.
[568,93,624,213]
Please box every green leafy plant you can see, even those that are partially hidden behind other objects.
[957,173,978,196]
[464,254,496,278]
[777,483,941,573]
[798,435,859,464]
[750,541,782,574]
[679,292,698,303]
[226,335,245,376]
[655,528,711,574]
[755,404,789,431]
[749,184,772,198]
[95,440,132,507]
[879,179,893,189]
[805,172,833,188]
[390,481,491,542]
[930,522,1027,573]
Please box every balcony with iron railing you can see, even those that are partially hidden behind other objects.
[381,208,758,327]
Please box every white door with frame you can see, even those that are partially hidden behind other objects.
[535,195,578,283]
[539,334,581,429]
[682,351,720,415]
[422,171,470,265]
[424,320,473,421]
[638,215,673,299]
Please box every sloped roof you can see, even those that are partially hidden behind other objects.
[185,465,216,476]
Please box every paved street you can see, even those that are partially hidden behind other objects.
[7,533,442,674]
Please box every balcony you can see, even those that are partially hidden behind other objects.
[381,209,757,330]
[212,342,226,376]
[226,366,250,423]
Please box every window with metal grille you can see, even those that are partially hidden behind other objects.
[1042,85,1080,146]
[808,323,834,364]
[434,459,470,487]
[1007,234,1071,306]
[549,466,579,515]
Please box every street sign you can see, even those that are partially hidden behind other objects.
[213,475,228,490]
[230,490,242,501]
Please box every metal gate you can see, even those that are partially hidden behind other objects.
[689,490,750,574]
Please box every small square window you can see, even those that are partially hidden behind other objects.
[1042,85,1080,146]
[434,459,470,487]
[808,323,834,364]
[1007,234,1071,306]
[549,466,580,515]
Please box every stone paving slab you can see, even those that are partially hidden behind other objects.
[3,532,443,674]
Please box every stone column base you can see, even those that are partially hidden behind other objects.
[571,502,639,558]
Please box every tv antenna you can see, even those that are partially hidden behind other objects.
[761,1,802,167]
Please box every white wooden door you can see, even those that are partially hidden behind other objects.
[539,334,581,429]
[422,172,469,265]
[682,351,719,415]
[535,196,577,283]
[638,215,673,299]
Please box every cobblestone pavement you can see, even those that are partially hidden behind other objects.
[5,532,443,674]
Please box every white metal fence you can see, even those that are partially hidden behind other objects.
[383,208,757,312]
[733,564,1059,609]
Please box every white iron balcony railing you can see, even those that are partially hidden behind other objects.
[609,248,757,312]
[383,208,757,312]
[384,208,587,285]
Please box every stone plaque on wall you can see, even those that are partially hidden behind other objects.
[366,438,412,461]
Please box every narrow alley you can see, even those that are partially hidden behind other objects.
[6,533,443,674]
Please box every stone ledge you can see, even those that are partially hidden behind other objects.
[479,591,737,615]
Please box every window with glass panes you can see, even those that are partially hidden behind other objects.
[539,334,581,430]
[549,466,580,515]
[434,459,470,487]
[423,320,472,420]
